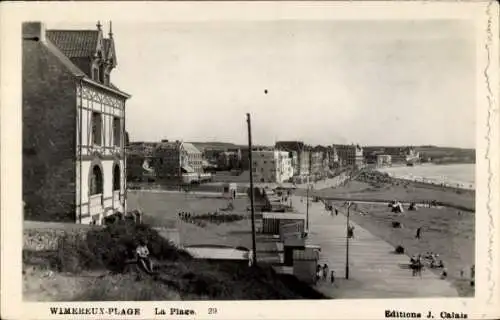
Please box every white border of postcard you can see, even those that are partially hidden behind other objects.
[1,1,499,319]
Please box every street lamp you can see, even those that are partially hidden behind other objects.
[346,201,353,279]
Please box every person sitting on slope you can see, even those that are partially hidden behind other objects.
[136,238,154,274]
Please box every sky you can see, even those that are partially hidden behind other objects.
[49,20,476,148]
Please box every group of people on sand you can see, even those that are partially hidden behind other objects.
[409,252,446,278]
[178,211,207,228]
[316,264,335,284]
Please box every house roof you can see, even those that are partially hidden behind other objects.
[43,39,87,78]
[156,141,181,151]
[182,142,201,155]
[46,30,100,58]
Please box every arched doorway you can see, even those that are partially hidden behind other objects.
[113,164,121,191]
[90,165,103,195]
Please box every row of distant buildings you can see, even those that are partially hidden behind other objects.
[127,139,420,185]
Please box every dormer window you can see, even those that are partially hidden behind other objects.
[92,66,99,81]
[104,72,110,86]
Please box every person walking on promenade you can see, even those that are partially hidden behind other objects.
[348,225,355,239]
[316,265,322,283]
[322,264,329,281]
[335,208,339,216]
[470,265,475,287]
[330,270,335,284]
[415,227,422,239]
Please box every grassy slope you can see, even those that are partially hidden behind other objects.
[23,219,326,301]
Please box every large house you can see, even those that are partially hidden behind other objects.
[275,141,311,180]
[126,142,158,182]
[23,22,131,224]
[334,144,365,168]
[154,140,204,184]
[252,150,294,183]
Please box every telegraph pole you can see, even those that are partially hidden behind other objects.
[247,113,258,266]
[346,201,352,279]
[306,175,310,232]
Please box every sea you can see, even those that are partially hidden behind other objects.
[376,163,475,190]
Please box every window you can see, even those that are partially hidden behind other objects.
[90,165,103,195]
[104,73,110,85]
[92,67,99,81]
[113,164,121,191]
[99,65,105,83]
[92,112,102,146]
[113,117,121,146]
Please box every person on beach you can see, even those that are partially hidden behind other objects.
[335,208,339,216]
[322,264,329,280]
[347,225,355,239]
[441,268,448,280]
[415,227,422,239]
[470,265,475,286]
[316,265,322,282]
[330,270,335,284]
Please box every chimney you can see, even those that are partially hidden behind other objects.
[22,22,46,42]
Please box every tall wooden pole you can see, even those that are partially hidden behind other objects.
[247,113,258,266]
[346,202,351,279]
[306,175,310,232]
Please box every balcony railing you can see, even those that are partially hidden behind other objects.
[113,190,122,209]
[89,194,103,216]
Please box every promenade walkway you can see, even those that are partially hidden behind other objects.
[292,195,458,298]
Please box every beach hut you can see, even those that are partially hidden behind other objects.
[293,246,321,284]
[281,221,306,266]
[261,212,306,235]
[222,183,237,200]
[184,245,249,266]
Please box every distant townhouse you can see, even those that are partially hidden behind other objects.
[376,154,392,167]
[155,140,204,184]
[364,146,419,164]
[335,144,365,168]
[309,146,325,179]
[275,141,311,180]
[251,150,293,183]
[227,148,243,170]
[217,149,242,171]
[203,148,223,164]
[326,146,340,169]
[126,142,157,182]
[240,147,250,170]
[23,21,130,224]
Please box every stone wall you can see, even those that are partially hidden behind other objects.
[23,31,78,222]
[23,225,91,251]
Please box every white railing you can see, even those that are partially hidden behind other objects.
[113,190,122,209]
[89,194,103,216]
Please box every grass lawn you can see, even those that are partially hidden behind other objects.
[127,191,255,249]
[330,201,475,297]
